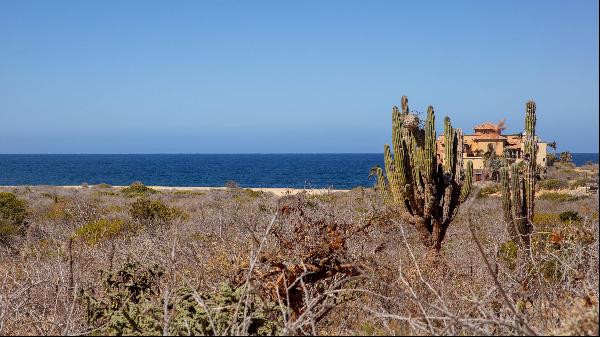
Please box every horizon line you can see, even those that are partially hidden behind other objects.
[0,151,598,156]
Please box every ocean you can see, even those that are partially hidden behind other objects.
[0,153,597,189]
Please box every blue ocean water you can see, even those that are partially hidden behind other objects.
[0,153,597,189]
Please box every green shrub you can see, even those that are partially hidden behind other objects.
[121,181,158,198]
[80,262,164,336]
[558,211,582,223]
[172,190,205,196]
[81,262,282,336]
[94,190,119,197]
[0,192,27,243]
[74,219,126,246]
[533,213,560,227]
[95,183,113,189]
[540,258,562,282]
[232,189,265,204]
[477,184,500,198]
[556,162,576,170]
[243,188,263,198]
[41,192,67,203]
[539,192,581,202]
[129,199,182,224]
[315,194,338,203]
[45,200,73,220]
[538,179,567,190]
[569,178,588,189]
[498,240,518,270]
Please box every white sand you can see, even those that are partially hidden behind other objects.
[145,186,350,197]
[0,185,350,197]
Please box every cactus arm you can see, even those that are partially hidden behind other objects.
[500,165,520,243]
[441,118,456,223]
[370,166,391,206]
[384,144,402,206]
[500,100,537,250]
[510,163,523,225]
[454,130,464,184]
[441,183,454,224]
[391,106,409,197]
[393,109,420,215]
[459,160,473,202]
[421,107,438,219]
[443,117,455,175]
[500,166,512,220]
[524,101,537,222]
[423,106,436,180]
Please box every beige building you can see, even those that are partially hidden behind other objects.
[437,122,547,180]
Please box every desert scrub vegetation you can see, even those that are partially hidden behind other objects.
[539,192,582,202]
[559,210,582,223]
[94,183,112,189]
[0,192,27,244]
[171,190,205,196]
[538,178,568,190]
[129,198,185,224]
[121,181,158,198]
[80,261,282,335]
[231,188,265,204]
[0,183,597,335]
[477,183,500,198]
[73,218,127,246]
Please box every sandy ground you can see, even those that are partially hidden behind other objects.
[0,185,350,197]
[146,186,350,196]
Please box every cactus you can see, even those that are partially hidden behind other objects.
[500,101,537,249]
[374,96,473,250]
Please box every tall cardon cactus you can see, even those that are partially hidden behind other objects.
[500,101,537,249]
[372,96,473,250]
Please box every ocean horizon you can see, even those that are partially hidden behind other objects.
[1,153,598,189]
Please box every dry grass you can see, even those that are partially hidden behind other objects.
[0,166,598,335]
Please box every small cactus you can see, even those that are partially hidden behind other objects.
[374,96,473,251]
[500,101,537,249]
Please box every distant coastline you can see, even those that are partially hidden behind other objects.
[0,153,597,189]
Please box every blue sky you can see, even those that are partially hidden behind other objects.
[0,1,598,153]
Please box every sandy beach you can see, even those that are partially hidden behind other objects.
[0,185,351,197]
[146,186,351,196]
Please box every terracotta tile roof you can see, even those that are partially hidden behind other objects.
[474,122,501,130]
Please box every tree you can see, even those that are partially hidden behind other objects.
[559,151,573,163]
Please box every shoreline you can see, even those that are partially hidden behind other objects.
[0,185,352,197]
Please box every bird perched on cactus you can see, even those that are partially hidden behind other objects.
[500,100,537,250]
[372,96,473,251]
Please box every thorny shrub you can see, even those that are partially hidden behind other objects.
[129,198,184,225]
[121,181,158,198]
[73,219,127,246]
[0,192,27,244]
[80,262,282,335]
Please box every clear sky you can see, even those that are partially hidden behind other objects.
[0,0,598,153]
